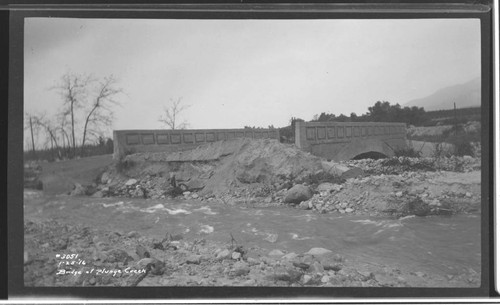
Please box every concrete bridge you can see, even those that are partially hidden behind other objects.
[113,128,279,159]
[294,121,407,161]
[113,122,406,162]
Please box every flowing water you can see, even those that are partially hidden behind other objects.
[25,195,481,281]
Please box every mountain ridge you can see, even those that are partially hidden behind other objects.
[404,77,481,111]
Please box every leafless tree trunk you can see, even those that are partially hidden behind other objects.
[58,114,72,159]
[54,73,93,157]
[159,97,190,130]
[81,75,121,155]
[29,116,36,158]
[24,112,39,159]
[32,115,61,159]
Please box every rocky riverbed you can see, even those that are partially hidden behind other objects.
[24,215,480,288]
[23,138,483,288]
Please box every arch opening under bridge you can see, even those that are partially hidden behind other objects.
[352,151,388,160]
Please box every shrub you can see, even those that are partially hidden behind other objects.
[445,133,478,157]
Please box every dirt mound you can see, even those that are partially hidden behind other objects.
[104,138,325,198]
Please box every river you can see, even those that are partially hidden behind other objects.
[24,194,481,284]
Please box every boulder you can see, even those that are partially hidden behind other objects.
[186,179,205,191]
[125,179,137,186]
[284,185,313,204]
[100,172,110,184]
[268,249,285,257]
[263,233,278,243]
[317,182,338,193]
[104,249,133,264]
[305,247,333,256]
[233,262,250,276]
[302,274,313,285]
[308,261,325,274]
[282,252,298,260]
[340,167,365,180]
[298,201,310,210]
[216,249,231,260]
[70,183,87,196]
[231,252,241,260]
[91,191,104,198]
[186,255,203,264]
[321,161,350,176]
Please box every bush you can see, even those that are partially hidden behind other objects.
[445,132,479,157]
[381,156,435,172]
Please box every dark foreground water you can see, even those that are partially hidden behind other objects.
[25,195,481,282]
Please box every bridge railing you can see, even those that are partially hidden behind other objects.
[296,121,406,146]
[113,128,279,159]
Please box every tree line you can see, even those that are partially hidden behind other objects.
[311,101,429,126]
[25,72,122,161]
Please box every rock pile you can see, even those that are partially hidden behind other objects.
[296,169,481,217]
[346,155,480,175]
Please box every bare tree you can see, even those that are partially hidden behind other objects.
[32,114,62,160]
[81,75,121,154]
[159,97,190,130]
[57,113,72,157]
[53,72,122,157]
[24,112,39,158]
[53,73,93,157]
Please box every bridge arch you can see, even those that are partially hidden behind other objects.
[334,138,395,161]
[352,151,388,160]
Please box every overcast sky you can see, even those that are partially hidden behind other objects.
[24,18,480,135]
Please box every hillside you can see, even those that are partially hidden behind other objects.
[405,77,481,111]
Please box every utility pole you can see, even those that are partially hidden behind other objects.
[454,102,458,136]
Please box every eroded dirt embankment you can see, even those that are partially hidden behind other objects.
[74,138,481,218]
